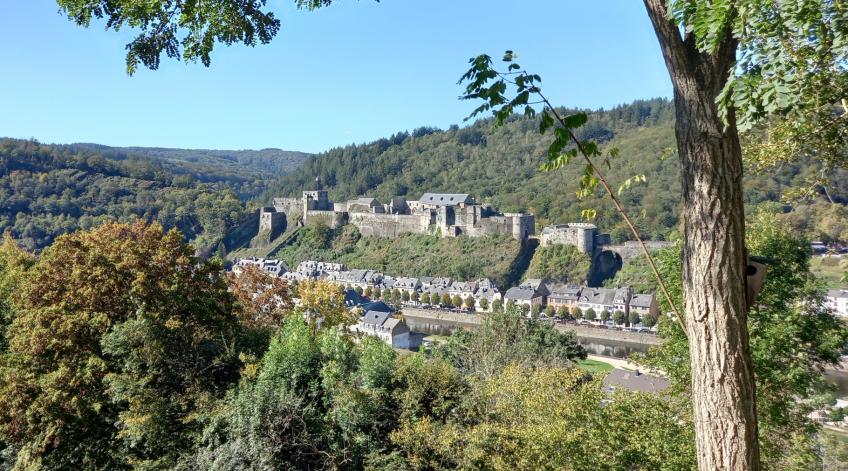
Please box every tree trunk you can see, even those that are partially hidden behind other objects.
[643,1,760,470]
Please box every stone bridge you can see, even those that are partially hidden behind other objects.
[588,240,674,286]
[596,241,675,260]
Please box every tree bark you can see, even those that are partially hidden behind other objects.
[643,1,760,470]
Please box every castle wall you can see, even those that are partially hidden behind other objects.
[509,214,535,240]
[349,213,429,238]
[273,197,302,215]
[258,207,285,241]
[465,217,513,238]
[540,224,595,253]
[269,191,532,242]
[305,210,347,229]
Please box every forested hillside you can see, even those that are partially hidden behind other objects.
[69,143,310,199]
[0,138,258,250]
[265,98,847,242]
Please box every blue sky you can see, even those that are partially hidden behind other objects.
[0,1,671,153]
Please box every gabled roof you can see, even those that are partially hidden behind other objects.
[382,317,410,334]
[630,293,656,308]
[827,289,848,299]
[419,193,474,206]
[520,279,549,296]
[359,300,394,313]
[504,286,538,301]
[394,277,420,289]
[344,289,364,307]
[550,285,582,299]
[362,310,391,327]
[476,278,497,291]
[581,288,617,306]
[613,288,632,304]
[448,281,476,294]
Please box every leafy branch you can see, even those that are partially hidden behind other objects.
[459,51,685,331]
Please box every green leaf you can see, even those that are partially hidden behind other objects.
[539,111,555,134]
[563,113,588,129]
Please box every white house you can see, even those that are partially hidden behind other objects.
[351,310,410,348]
[825,289,848,317]
[472,278,501,311]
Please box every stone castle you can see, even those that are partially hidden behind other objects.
[260,190,535,241]
[540,223,609,254]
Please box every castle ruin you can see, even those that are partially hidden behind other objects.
[266,190,535,241]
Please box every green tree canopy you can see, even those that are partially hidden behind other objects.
[0,221,241,469]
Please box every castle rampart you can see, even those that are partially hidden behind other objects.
[270,190,534,241]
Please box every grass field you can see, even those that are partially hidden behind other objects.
[577,359,614,374]
[810,256,847,289]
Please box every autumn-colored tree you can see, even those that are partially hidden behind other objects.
[297,279,355,330]
[440,293,451,307]
[419,292,430,305]
[227,265,293,330]
[451,294,462,308]
[0,221,240,470]
[0,234,34,354]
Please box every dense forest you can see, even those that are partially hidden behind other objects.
[264,98,848,242]
[0,138,274,250]
[68,143,310,199]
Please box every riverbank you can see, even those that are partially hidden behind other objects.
[557,324,661,346]
[402,307,482,326]
[402,307,661,346]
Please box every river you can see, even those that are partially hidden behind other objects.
[403,314,848,399]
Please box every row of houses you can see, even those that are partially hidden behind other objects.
[503,281,660,319]
[280,260,505,312]
[233,258,660,319]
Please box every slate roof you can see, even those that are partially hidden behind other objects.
[827,289,848,299]
[344,289,364,308]
[581,288,617,306]
[476,278,498,291]
[382,317,410,334]
[448,281,476,294]
[394,277,420,289]
[613,288,632,305]
[548,285,583,301]
[630,293,655,308]
[361,310,391,327]
[504,286,538,301]
[359,300,394,313]
[419,193,474,206]
[520,279,550,296]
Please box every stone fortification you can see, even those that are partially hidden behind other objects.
[269,190,534,241]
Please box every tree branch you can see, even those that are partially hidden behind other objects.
[534,89,686,333]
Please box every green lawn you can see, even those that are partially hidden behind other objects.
[577,359,614,374]
[810,256,847,289]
